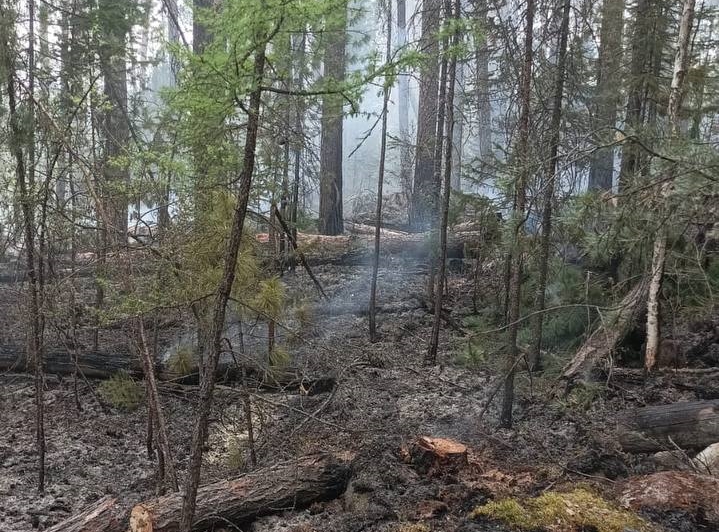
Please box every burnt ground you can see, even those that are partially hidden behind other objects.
[1,258,718,532]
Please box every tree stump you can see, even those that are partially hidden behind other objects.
[410,436,468,474]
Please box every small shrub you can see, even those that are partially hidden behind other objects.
[167,345,197,377]
[225,436,246,470]
[471,488,651,532]
[98,371,143,411]
[393,524,430,532]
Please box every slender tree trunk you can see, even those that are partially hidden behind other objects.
[396,0,412,203]
[369,1,393,343]
[318,6,347,236]
[179,46,267,532]
[409,0,441,230]
[426,0,460,366]
[645,0,695,372]
[528,0,571,371]
[500,0,535,428]
[474,0,492,174]
[138,319,178,492]
[290,32,307,271]
[450,60,464,191]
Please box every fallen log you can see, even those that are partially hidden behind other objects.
[46,496,125,532]
[129,452,352,532]
[561,279,648,387]
[256,226,484,265]
[620,471,719,526]
[617,400,719,453]
[0,347,334,395]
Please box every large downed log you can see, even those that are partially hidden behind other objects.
[129,452,352,532]
[257,225,484,265]
[46,496,125,532]
[0,347,334,395]
[561,279,648,386]
[617,400,719,453]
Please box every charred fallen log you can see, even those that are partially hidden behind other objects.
[617,399,719,453]
[46,496,125,532]
[0,347,334,395]
[129,453,352,532]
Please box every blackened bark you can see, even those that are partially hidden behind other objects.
[318,6,347,236]
[409,0,441,231]
[588,0,624,191]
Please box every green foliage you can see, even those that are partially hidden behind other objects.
[252,277,285,320]
[269,344,290,368]
[167,345,197,377]
[97,372,143,412]
[471,488,651,532]
[225,436,246,470]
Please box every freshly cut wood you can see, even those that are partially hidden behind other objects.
[46,496,125,532]
[410,436,468,474]
[620,471,719,525]
[617,400,719,453]
[694,442,719,476]
[129,452,352,532]
[561,279,648,386]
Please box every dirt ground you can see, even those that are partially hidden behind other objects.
[1,259,718,532]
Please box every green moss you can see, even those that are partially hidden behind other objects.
[393,524,430,532]
[471,488,651,532]
[98,371,143,411]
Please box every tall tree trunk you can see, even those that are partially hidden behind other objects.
[179,45,267,532]
[500,0,535,428]
[409,0,441,231]
[474,0,492,174]
[426,0,460,366]
[645,0,695,372]
[369,2,393,343]
[528,0,571,371]
[396,0,412,202]
[1,0,46,491]
[98,0,131,247]
[588,0,625,191]
[318,6,347,236]
[290,31,307,271]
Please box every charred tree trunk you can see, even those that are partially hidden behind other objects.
[588,0,624,191]
[409,0,441,231]
[500,0,535,428]
[318,6,347,236]
[529,0,571,371]
[179,46,267,532]
[46,496,125,532]
[396,0,412,202]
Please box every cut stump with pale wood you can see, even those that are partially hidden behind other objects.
[410,436,468,475]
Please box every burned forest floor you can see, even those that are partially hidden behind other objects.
[2,256,719,532]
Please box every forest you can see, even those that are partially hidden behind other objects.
[0,0,718,530]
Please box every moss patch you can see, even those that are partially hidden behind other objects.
[471,488,651,532]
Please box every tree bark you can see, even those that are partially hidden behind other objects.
[588,0,625,191]
[409,0,441,230]
[561,279,648,385]
[500,0,535,428]
[45,496,125,532]
[529,0,571,371]
[369,2,392,343]
[318,5,347,236]
[617,400,719,453]
[396,0,412,202]
[645,0,695,372]
[133,453,352,532]
[179,46,267,532]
